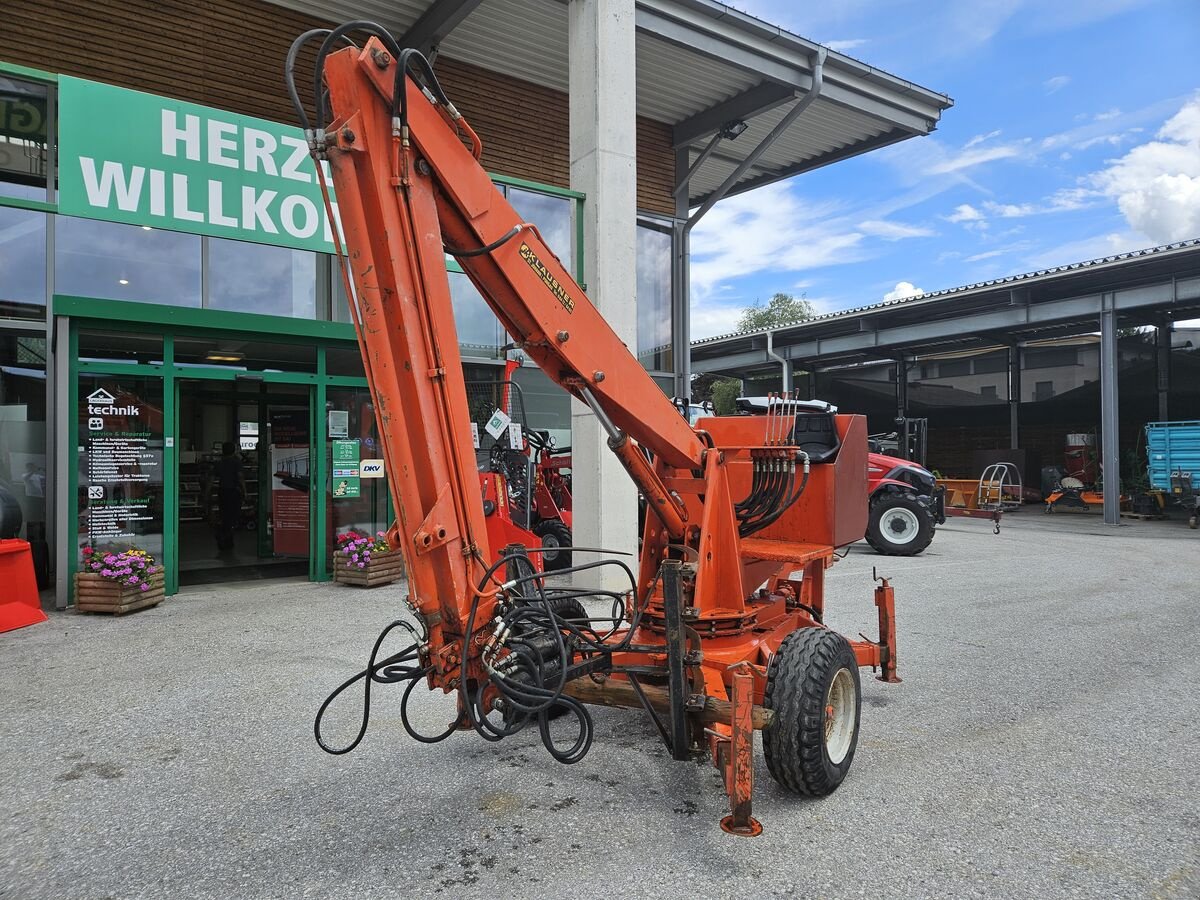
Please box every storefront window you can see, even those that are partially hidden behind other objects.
[325,344,366,377]
[637,221,673,372]
[208,238,317,318]
[79,330,162,366]
[508,187,575,277]
[0,75,50,202]
[76,373,165,577]
[173,336,317,373]
[0,206,46,318]
[56,217,202,306]
[0,332,49,584]
[326,387,390,574]
[449,271,506,355]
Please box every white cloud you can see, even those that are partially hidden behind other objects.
[883,281,923,302]
[858,219,935,240]
[1090,94,1200,244]
[825,38,867,52]
[946,204,982,223]
[965,249,1009,262]
[1044,75,1070,94]
[963,129,1002,150]
[1094,108,1122,121]
[690,182,867,300]
[1023,231,1149,270]
[927,144,1023,175]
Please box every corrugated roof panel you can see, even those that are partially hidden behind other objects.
[264,0,949,204]
[439,0,570,93]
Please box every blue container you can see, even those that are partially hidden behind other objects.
[1145,421,1200,491]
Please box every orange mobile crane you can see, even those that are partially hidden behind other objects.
[295,23,900,836]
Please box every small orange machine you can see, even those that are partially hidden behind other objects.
[295,24,900,835]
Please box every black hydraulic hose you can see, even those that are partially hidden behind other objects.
[312,21,402,135]
[314,619,424,755]
[399,668,460,744]
[445,224,524,258]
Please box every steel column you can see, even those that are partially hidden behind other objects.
[1008,344,1021,449]
[1156,315,1171,422]
[1099,295,1120,526]
[895,355,908,421]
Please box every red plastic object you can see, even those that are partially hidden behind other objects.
[0,539,47,633]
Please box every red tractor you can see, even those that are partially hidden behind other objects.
[865,450,944,556]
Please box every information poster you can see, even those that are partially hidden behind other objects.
[332,439,361,498]
[269,409,309,556]
[78,380,164,560]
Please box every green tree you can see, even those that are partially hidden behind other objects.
[738,292,815,332]
[710,377,742,416]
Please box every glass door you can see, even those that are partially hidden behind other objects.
[175,378,313,587]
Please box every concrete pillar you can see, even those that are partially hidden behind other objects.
[1100,295,1120,526]
[568,0,639,584]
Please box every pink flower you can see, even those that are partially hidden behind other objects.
[140,583,149,592]
[357,561,365,568]
[83,547,93,557]
[101,568,112,577]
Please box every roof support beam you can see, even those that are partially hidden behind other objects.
[672,81,797,148]
[399,0,484,54]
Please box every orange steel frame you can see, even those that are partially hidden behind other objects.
[319,38,899,834]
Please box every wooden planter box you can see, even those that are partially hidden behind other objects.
[334,548,405,587]
[74,571,166,615]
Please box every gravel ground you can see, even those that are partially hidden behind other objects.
[1,513,1197,899]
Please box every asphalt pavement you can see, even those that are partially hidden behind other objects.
[1,512,1197,899]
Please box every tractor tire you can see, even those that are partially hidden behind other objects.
[763,627,861,796]
[547,595,589,626]
[534,520,572,572]
[865,492,934,556]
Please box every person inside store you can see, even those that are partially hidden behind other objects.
[212,442,247,552]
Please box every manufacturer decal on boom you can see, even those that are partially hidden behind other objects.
[519,242,574,312]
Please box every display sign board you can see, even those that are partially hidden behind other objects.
[79,381,164,556]
[360,459,385,479]
[332,439,361,498]
[58,76,339,253]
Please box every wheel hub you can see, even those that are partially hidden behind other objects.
[824,668,856,765]
[883,507,919,543]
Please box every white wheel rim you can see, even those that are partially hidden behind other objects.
[542,533,560,561]
[824,668,856,765]
[882,507,919,544]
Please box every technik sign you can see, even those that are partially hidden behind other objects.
[58,76,338,254]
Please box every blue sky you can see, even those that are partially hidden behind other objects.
[689,0,1200,338]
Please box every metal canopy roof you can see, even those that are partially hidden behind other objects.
[691,241,1200,375]
[265,0,951,207]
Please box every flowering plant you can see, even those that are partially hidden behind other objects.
[80,545,160,592]
[335,530,390,569]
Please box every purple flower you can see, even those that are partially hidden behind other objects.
[140,583,149,592]
[101,568,112,577]
[351,553,359,562]
[377,531,385,537]
[357,561,365,568]
[128,576,138,584]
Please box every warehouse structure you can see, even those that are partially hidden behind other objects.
[691,240,1200,524]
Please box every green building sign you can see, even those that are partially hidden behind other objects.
[57,76,338,253]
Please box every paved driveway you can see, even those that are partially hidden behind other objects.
[2,514,1197,898]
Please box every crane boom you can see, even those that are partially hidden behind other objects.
[301,30,901,835]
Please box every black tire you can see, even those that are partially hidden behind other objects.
[763,628,861,796]
[533,519,572,572]
[547,595,589,626]
[865,492,934,556]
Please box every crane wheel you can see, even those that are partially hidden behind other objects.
[533,520,573,572]
[763,627,861,797]
[865,492,934,556]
